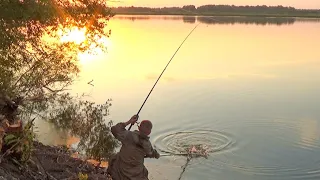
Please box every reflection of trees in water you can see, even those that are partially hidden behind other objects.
[113,16,150,21]
[197,16,295,26]
[183,16,196,24]
[113,15,183,21]
[295,18,320,23]
[113,15,320,25]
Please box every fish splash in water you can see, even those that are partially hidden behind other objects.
[177,144,210,180]
[186,144,210,159]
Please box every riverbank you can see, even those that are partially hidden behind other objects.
[0,141,111,180]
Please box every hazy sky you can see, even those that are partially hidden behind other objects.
[114,0,320,9]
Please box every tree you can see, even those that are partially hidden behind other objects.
[0,0,119,162]
[182,5,196,11]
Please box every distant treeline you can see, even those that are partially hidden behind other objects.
[113,15,299,26]
[111,5,320,18]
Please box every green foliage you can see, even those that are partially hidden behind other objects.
[2,120,36,164]
[0,0,114,99]
[20,120,36,163]
[46,94,119,162]
[0,0,118,163]
[78,172,88,180]
[4,134,19,146]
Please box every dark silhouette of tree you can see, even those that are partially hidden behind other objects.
[111,4,320,17]
[183,5,196,11]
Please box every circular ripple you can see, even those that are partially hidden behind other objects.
[153,129,236,156]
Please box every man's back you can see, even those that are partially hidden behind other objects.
[108,121,158,180]
[118,130,152,165]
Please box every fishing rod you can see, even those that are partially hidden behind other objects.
[128,8,225,130]
[128,23,200,130]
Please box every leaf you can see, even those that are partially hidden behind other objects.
[4,134,17,143]
[5,138,19,146]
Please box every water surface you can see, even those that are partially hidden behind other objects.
[37,15,320,180]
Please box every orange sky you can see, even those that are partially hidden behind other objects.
[112,0,320,9]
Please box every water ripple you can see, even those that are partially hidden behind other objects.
[152,126,320,180]
[153,129,237,156]
[213,159,320,179]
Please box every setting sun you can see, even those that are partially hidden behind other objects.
[60,26,87,45]
[77,35,112,64]
[57,26,112,64]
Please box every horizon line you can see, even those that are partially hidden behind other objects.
[110,4,320,10]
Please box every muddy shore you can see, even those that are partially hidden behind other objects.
[0,141,111,180]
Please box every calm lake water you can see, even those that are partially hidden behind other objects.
[36,15,320,180]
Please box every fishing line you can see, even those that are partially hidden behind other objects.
[133,9,226,180]
[128,22,200,130]
[128,8,227,130]
[178,155,192,180]
[123,9,229,179]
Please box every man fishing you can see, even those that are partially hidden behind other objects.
[107,114,160,180]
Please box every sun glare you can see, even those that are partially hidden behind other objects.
[58,26,112,64]
[77,36,112,64]
[60,27,87,45]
